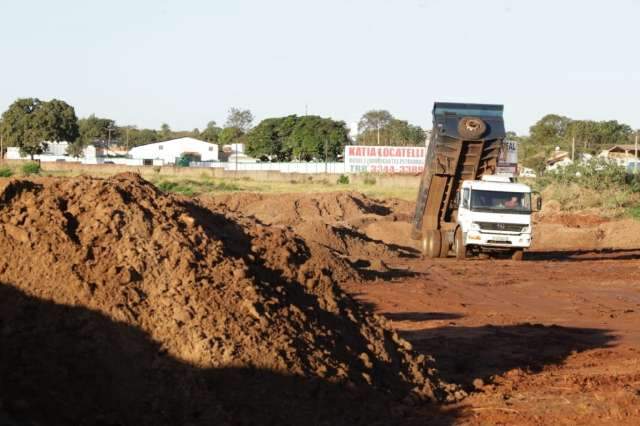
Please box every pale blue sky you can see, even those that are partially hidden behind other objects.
[1,0,639,135]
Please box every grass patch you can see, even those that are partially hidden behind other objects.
[21,162,41,176]
[627,205,640,220]
[337,174,349,185]
[362,173,376,186]
[0,166,13,177]
[155,179,241,196]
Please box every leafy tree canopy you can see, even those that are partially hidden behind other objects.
[224,108,254,132]
[0,98,79,159]
[78,115,116,146]
[246,115,349,161]
[356,110,425,146]
[200,120,222,143]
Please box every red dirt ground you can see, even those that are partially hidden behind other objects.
[2,178,639,425]
[346,252,640,425]
[208,190,640,425]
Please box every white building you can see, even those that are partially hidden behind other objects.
[128,137,218,165]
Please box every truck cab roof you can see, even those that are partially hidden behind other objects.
[462,179,531,193]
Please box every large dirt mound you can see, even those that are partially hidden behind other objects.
[204,192,420,273]
[0,174,457,425]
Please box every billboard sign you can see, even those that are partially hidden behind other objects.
[344,145,426,174]
[496,140,518,176]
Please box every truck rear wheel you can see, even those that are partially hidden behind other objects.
[457,117,487,140]
[439,231,450,258]
[511,249,524,261]
[454,228,467,260]
[423,230,442,259]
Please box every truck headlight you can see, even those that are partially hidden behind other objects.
[470,222,480,231]
[521,225,531,233]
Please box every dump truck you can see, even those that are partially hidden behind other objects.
[411,102,540,260]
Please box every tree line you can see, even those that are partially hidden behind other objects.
[0,98,427,161]
[517,114,636,173]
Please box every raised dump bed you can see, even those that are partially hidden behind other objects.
[411,103,535,260]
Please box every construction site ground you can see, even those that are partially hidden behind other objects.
[1,175,639,425]
[208,190,640,425]
[346,250,640,425]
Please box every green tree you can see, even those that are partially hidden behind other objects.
[284,116,349,161]
[124,127,160,147]
[66,142,85,158]
[78,115,116,145]
[40,99,79,143]
[245,116,297,160]
[160,123,172,140]
[219,127,245,145]
[357,110,424,146]
[528,114,571,149]
[200,121,222,143]
[0,98,79,159]
[357,110,393,145]
[224,108,254,132]
[246,115,349,161]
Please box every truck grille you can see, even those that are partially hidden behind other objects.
[477,222,527,233]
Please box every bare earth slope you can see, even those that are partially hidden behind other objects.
[204,190,640,425]
[0,175,455,426]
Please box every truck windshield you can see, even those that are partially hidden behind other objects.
[470,190,531,213]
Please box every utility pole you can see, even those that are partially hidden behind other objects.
[324,138,328,174]
[635,131,638,173]
[106,125,115,155]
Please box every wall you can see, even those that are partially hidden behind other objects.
[1,160,421,187]
[129,138,219,163]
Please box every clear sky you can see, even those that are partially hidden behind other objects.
[1,0,639,135]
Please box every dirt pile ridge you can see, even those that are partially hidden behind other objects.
[203,192,420,270]
[0,174,457,425]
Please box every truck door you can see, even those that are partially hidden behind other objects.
[458,188,470,223]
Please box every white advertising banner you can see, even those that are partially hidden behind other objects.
[344,145,426,174]
[496,140,518,176]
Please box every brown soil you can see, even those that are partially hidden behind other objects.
[3,178,640,425]
[0,175,454,426]
[205,190,640,425]
[203,192,420,279]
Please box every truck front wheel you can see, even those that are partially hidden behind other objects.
[454,228,467,260]
[511,249,524,261]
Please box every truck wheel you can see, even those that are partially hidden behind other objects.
[511,249,524,261]
[439,231,450,258]
[454,228,467,260]
[458,117,487,140]
[424,230,442,259]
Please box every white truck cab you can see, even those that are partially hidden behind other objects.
[455,175,539,259]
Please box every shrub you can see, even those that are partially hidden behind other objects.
[362,173,376,186]
[537,159,639,193]
[337,174,349,185]
[153,166,161,174]
[0,166,13,177]
[21,162,41,176]
[628,205,640,220]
